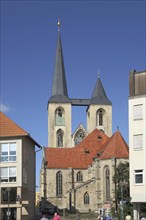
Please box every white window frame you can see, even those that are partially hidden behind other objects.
[133,134,143,150]
[1,142,16,162]
[1,167,16,183]
[134,170,143,185]
[133,104,143,120]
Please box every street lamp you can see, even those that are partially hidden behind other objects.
[6,187,11,220]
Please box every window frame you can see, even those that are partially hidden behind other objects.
[134,170,143,185]
[84,192,90,204]
[56,171,63,197]
[1,142,17,162]
[133,134,143,150]
[1,167,17,183]
[133,104,143,120]
[76,171,83,182]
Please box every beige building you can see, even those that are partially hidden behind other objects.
[129,70,146,219]
[0,112,41,220]
[40,26,129,215]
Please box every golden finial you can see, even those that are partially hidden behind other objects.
[57,18,61,31]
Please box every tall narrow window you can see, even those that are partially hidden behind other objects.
[96,109,105,126]
[57,129,63,147]
[56,171,62,196]
[99,109,103,126]
[76,171,83,182]
[84,192,89,204]
[55,107,65,125]
[105,167,110,201]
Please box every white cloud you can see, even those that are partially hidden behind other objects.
[0,103,10,113]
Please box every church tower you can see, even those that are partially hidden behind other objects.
[87,74,112,137]
[48,21,112,148]
[47,22,72,147]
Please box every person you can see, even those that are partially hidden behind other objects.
[125,213,132,220]
[53,212,61,220]
[40,214,48,220]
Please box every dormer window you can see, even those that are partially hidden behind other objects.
[97,135,102,140]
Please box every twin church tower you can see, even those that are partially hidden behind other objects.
[47,22,112,148]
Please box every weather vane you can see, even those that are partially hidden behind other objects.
[57,18,61,31]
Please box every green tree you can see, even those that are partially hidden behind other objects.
[112,161,133,218]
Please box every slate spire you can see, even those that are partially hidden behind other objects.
[90,75,112,105]
[49,20,70,103]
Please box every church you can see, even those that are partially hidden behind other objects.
[40,22,129,215]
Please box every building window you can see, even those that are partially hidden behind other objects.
[55,107,65,125]
[2,188,17,202]
[74,129,85,145]
[1,143,16,162]
[76,171,83,182]
[133,134,143,150]
[56,171,62,196]
[96,109,105,126]
[134,170,143,184]
[133,104,143,120]
[105,167,110,201]
[57,129,63,147]
[84,192,89,204]
[1,167,16,182]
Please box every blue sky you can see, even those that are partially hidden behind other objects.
[1,0,146,189]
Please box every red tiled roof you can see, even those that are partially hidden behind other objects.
[0,112,28,137]
[0,112,41,148]
[45,129,109,169]
[45,147,89,169]
[99,130,129,159]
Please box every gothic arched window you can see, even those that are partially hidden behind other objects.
[105,167,110,201]
[57,129,63,147]
[76,171,83,182]
[96,109,105,126]
[84,192,89,204]
[56,171,62,196]
[55,107,65,125]
[74,129,85,145]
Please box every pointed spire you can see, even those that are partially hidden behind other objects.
[90,74,112,105]
[49,20,70,103]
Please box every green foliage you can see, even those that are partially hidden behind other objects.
[112,161,133,218]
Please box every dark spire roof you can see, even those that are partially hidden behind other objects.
[90,77,112,105]
[49,30,70,103]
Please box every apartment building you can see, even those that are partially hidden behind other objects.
[0,112,41,220]
[129,70,146,220]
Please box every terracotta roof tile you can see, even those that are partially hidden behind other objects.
[45,129,109,169]
[99,130,129,160]
[0,112,28,137]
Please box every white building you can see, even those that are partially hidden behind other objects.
[0,112,42,220]
[128,70,146,220]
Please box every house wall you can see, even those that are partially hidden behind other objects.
[129,96,146,202]
[0,136,36,220]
